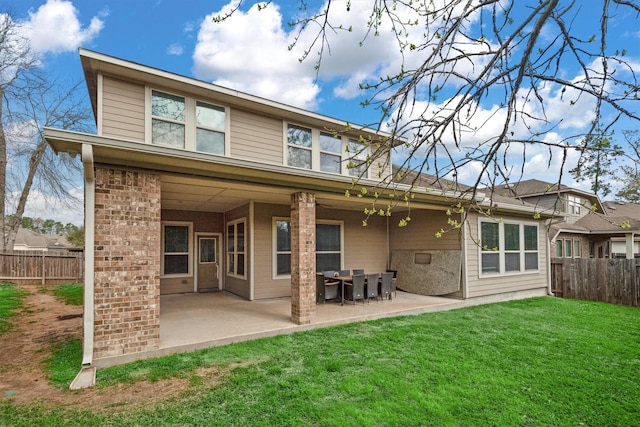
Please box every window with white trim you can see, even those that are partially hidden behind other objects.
[479,220,539,275]
[273,218,343,277]
[152,91,185,149]
[347,139,368,178]
[162,222,192,276]
[285,123,370,177]
[567,195,581,215]
[196,101,225,155]
[287,124,312,169]
[150,89,228,155]
[227,219,246,277]
[319,132,342,173]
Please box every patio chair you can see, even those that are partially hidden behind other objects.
[380,272,394,301]
[344,274,365,305]
[366,273,380,303]
[316,273,340,304]
[322,270,336,278]
[386,269,398,298]
[352,269,364,275]
[337,269,350,276]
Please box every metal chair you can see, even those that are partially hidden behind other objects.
[366,273,380,302]
[344,274,365,305]
[380,272,394,301]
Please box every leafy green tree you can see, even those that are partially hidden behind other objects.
[66,226,84,248]
[570,131,623,198]
[615,130,640,203]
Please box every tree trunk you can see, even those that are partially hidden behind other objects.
[0,85,6,251]
[3,137,49,251]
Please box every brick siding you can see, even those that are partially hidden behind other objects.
[290,192,316,324]
[93,166,161,359]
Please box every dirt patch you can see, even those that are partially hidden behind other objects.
[0,284,227,412]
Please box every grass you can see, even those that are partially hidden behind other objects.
[2,297,639,426]
[51,284,83,306]
[0,282,27,334]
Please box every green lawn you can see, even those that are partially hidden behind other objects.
[2,297,639,426]
[0,282,27,334]
[51,283,83,306]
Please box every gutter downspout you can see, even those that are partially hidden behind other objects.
[546,235,554,296]
[81,143,95,365]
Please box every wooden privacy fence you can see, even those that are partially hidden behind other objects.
[550,258,639,306]
[0,251,84,285]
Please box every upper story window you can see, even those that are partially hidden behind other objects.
[320,132,342,174]
[152,91,185,149]
[479,219,539,275]
[347,139,368,178]
[287,125,313,169]
[196,101,226,155]
[567,195,581,214]
[149,89,228,155]
[286,124,369,178]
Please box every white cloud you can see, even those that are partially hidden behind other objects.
[21,0,106,54]
[193,1,320,109]
[167,43,184,56]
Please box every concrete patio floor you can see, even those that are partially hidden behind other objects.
[158,290,459,358]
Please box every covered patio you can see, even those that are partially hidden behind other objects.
[158,291,458,356]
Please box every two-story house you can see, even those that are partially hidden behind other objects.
[44,50,551,370]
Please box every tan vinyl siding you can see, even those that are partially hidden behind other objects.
[253,203,291,299]
[224,204,251,299]
[339,209,388,273]
[251,203,389,300]
[230,109,283,164]
[389,209,460,251]
[101,76,145,141]
[464,212,548,298]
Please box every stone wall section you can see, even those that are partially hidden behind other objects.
[93,166,161,360]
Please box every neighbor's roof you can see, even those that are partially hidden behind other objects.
[392,165,545,216]
[602,201,640,219]
[573,211,640,234]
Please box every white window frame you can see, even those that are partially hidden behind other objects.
[161,221,193,278]
[347,138,369,179]
[283,123,370,177]
[272,217,344,279]
[478,218,540,277]
[146,87,230,155]
[226,218,247,279]
[567,195,582,215]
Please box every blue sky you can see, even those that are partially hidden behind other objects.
[6,0,640,225]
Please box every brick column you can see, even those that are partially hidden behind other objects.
[290,192,316,325]
[93,166,161,360]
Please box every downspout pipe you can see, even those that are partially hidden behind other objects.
[81,144,95,366]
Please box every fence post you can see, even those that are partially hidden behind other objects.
[41,251,46,286]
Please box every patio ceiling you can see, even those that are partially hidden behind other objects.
[161,173,398,213]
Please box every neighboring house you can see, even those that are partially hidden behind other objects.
[13,228,74,252]
[492,179,640,259]
[492,179,604,223]
[44,49,551,368]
